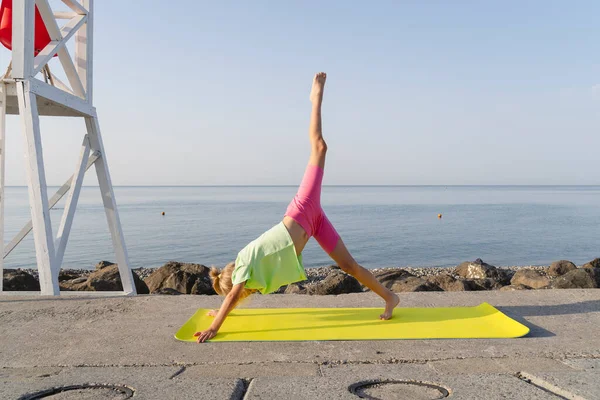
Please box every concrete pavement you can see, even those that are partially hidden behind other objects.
[1,289,599,399]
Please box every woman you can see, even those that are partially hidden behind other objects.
[195,72,399,343]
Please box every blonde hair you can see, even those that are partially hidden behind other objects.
[210,262,257,301]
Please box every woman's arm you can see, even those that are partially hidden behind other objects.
[194,282,246,343]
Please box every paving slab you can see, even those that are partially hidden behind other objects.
[179,362,320,378]
[495,357,577,374]
[1,290,600,399]
[519,371,600,400]
[429,357,576,374]
[0,367,64,382]
[429,358,509,374]
[245,377,356,400]
[561,358,600,371]
[0,366,243,400]
[1,290,599,368]
[249,363,558,400]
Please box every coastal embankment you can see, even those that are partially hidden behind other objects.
[1,290,599,398]
[4,258,600,295]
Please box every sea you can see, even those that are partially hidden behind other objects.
[2,186,599,270]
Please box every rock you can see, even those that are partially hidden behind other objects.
[284,283,307,295]
[466,278,506,291]
[511,270,551,289]
[88,266,123,291]
[144,261,214,295]
[455,258,511,285]
[426,274,474,291]
[2,269,40,291]
[61,265,149,293]
[272,285,287,294]
[308,271,362,295]
[582,258,600,269]
[503,269,516,281]
[95,261,115,270]
[390,276,442,292]
[455,258,496,279]
[456,258,503,279]
[372,269,415,290]
[500,284,531,291]
[133,267,154,281]
[60,278,87,291]
[58,270,83,282]
[553,268,600,289]
[153,287,182,295]
[89,266,149,293]
[548,260,577,277]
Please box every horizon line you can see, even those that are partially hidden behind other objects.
[4,184,600,188]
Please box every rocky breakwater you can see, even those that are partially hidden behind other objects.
[280,257,600,294]
[59,261,150,293]
[1,261,216,295]
[2,261,150,293]
[3,257,600,295]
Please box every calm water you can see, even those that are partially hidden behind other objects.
[2,186,599,270]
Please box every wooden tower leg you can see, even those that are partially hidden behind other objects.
[16,82,59,295]
[54,135,91,268]
[0,84,6,292]
[85,114,136,295]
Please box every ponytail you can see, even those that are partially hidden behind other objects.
[209,262,258,300]
[209,267,222,295]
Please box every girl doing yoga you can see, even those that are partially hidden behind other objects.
[194,72,400,343]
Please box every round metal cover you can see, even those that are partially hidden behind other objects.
[349,379,450,400]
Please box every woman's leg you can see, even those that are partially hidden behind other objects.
[327,236,400,320]
[308,72,328,170]
[305,72,399,320]
[283,164,324,253]
[314,213,399,320]
[283,73,329,253]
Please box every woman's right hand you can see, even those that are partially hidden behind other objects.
[194,328,217,343]
[207,309,219,317]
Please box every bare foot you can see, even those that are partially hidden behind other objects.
[379,293,400,320]
[310,72,327,104]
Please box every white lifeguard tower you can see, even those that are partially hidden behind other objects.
[0,0,136,295]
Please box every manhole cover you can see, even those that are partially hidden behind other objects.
[19,384,134,400]
[349,380,450,400]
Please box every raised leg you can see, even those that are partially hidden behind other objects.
[327,238,400,320]
[282,73,330,253]
[85,113,136,295]
[308,72,328,170]
[17,82,59,295]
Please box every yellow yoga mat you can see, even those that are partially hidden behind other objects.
[175,303,529,342]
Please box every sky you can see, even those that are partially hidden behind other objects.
[1,0,599,186]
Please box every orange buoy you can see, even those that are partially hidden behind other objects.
[438,214,442,219]
[162,212,165,216]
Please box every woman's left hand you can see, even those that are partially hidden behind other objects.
[193,328,217,343]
